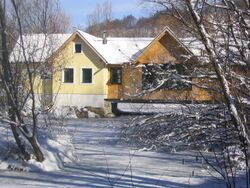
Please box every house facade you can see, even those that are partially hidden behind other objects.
[11,27,222,112]
[11,30,153,109]
[51,32,109,108]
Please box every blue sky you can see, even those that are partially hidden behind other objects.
[59,0,148,29]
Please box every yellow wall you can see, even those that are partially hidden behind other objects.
[52,35,108,95]
[20,63,44,95]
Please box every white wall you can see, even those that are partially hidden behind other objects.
[52,94,106,108]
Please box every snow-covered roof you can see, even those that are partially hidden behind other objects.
[13,29,218,66]
[77,30,153,64]
[10,31,153,65]
[10,33,71,63]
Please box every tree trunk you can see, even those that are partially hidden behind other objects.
[0,1,44,163]
[28,136,44,162]
[10,125,30,160]
[185,0,250,186]
[0,1,30,161]
[185,0,250,144]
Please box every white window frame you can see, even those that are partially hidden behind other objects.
[62,67,75,84]
[73,42,83,54]
[80,67,94,85]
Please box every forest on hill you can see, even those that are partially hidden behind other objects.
[85,10,185,37]
[84,0,247,38]
[86,12,183,37]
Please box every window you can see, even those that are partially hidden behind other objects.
[110,68,122,84]
[81,68,92,83]
[142,63,192,90]
[74,43,82,53]
[63,68,74,83]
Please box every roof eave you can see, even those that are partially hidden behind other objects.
[76,31,108,65]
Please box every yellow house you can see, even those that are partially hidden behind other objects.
[10,30,152,109]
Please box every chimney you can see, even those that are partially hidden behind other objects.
[103,31,107,44]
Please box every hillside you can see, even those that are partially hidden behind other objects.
[85,12,186,38]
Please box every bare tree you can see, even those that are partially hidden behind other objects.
[9,0,71,34]
[86,0,112,36]
[0,0,70,162]
[120,0,250,187]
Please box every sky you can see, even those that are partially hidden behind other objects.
[59,0,149,30]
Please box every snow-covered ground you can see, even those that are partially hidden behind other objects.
[0,117,245,187]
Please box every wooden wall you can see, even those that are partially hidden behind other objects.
[115,33,218,103]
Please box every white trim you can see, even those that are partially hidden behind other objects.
[62,67,75,84]
[73,42,83,54]
[80,67,94,85]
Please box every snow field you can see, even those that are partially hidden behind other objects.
[0,116,246,187]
